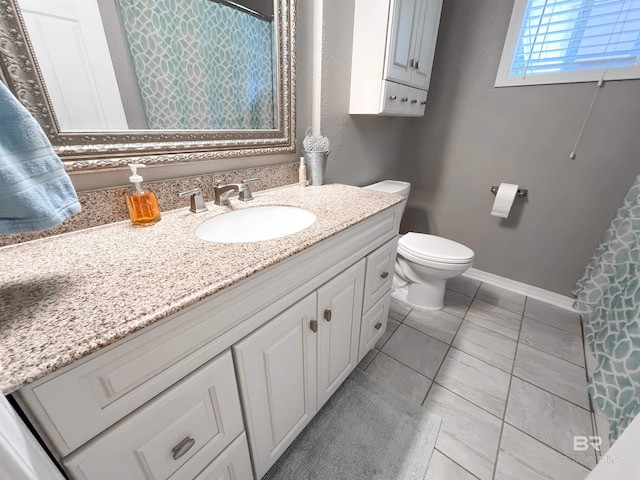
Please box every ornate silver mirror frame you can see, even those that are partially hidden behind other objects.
[0,0,296,171]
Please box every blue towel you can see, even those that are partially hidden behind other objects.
[0,82,81,234]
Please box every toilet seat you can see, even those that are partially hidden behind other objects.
[398,233,474,266]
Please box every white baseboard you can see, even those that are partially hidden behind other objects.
[462,268,576,312]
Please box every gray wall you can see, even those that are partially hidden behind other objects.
[396,0,640,296]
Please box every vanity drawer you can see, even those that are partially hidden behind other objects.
[358,290,391,361]
[362,237,398,312]
[194,433,253,480]
[64,350,244,480]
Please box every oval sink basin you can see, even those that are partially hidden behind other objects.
[196,206,316,243]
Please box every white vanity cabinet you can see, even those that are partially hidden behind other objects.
[11,200,403,480]
[233,261,365,478]
[349,0,443,116]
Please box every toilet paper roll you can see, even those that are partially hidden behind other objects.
[491,183,519,218]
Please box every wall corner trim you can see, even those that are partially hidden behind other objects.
[462,268,576,312]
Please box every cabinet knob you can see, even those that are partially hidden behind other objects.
[324,309,332,322]
[415,60,420,69]
[389,95,397,100]
[381,271,389,279]
[411,99,418,104]
[409,59,415,68]
[172,436,196,460]
[401,97,408,102]
[420,101,427,105]
[310,319,318,333]
[374,322,383,330]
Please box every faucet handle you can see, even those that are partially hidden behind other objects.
[178,188,208,213]
[238,179,255,202]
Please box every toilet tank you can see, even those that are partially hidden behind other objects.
[364,180,411,216]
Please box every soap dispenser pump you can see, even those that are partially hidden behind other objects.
[125,164,161,226]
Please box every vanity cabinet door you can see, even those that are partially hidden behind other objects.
[234,262,365,478]
[233,294,318,479]
[316,260,365,408]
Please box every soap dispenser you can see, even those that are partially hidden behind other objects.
[125,164,161,226]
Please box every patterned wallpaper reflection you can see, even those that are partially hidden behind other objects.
[117,0,275,130]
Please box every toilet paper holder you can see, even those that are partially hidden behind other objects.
[490,185,528,198]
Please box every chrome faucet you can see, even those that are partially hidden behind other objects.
[213,178,256,206]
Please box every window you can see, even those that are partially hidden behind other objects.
[496,0,640,86]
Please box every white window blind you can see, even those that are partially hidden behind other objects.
[496,0,640,86]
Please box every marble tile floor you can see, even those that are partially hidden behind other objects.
[357,276,595,480]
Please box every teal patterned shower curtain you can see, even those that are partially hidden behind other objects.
[117,0,275,130]
[573,175,640,443]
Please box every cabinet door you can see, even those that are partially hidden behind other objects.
[232,294,317,479]
[410,0,443,89]
[385,0,418,84]
[317,260,365,408]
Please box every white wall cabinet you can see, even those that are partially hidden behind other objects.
[233,260,365,478]
[13,204,403,480]
[349,0,443,116]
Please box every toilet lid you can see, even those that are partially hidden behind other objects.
[398,233,474,264]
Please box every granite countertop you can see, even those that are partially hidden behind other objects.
[0,184,403,394]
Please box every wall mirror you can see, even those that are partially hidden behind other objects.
[0,0,295,171]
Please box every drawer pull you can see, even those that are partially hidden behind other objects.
[389,95,397,100]
[374,322,383,330]
[420,101,427,105]
[324,309,332,322]
[381,271,389,279]
[172,436,196,460]
[401,97,409,102]
[310,319,318,333]
[411,99,418,104]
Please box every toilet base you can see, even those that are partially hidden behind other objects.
[392,279,446,311]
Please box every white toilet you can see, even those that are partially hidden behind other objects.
[365,180,475,311]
